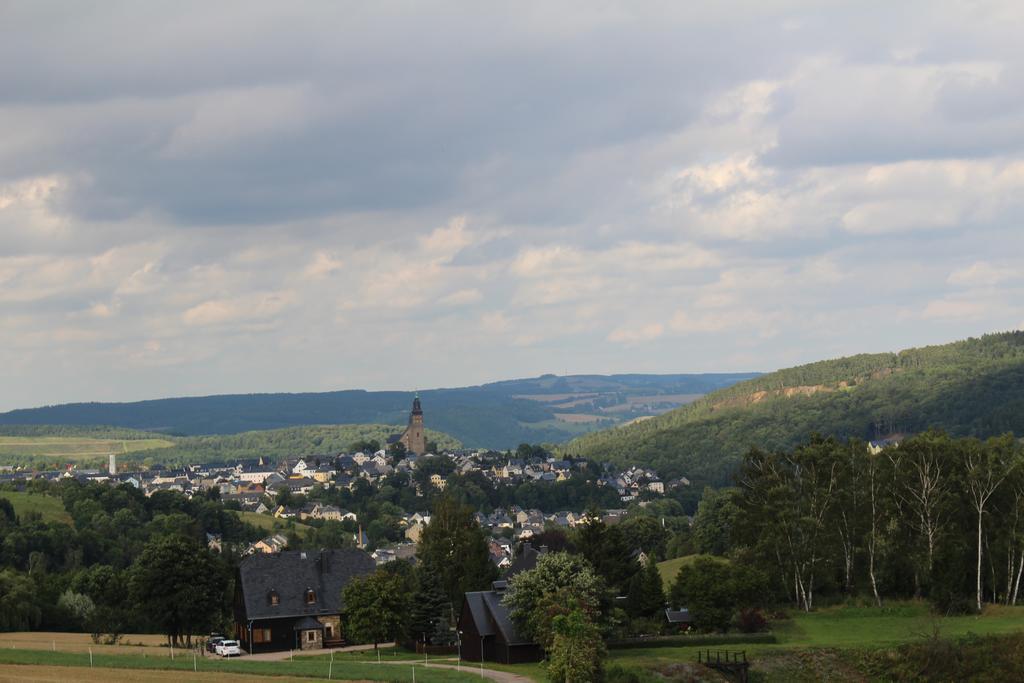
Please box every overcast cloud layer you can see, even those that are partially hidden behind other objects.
[3,1,1024,411]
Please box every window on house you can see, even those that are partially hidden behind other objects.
[253,628,272,643]
[325,625,333,639]
[307,631,316,642]
[305,589,316,604]
[269,591,279,606]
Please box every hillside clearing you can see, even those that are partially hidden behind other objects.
[656,554,727,587]
[0,492,71,525]
[235,511,312,537]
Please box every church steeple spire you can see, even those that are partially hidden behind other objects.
[398,393,426,454]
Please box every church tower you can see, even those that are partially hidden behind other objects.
[399,394,427,455]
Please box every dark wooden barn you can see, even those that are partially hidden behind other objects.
[458,582,542,664]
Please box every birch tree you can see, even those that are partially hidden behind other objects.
[962,436,1016,612]
[888,431,952,592]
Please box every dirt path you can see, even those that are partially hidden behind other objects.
[377,660,533,683]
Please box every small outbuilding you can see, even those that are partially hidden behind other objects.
[458,581,542,664]
[665,607,692,631]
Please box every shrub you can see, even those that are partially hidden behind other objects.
[733,608,768,633]
[605,663,661,683]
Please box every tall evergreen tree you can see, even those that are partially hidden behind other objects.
[626,559,665,619]
[409,568,449,643]
[416,494,497,604]
[573,512,637,593]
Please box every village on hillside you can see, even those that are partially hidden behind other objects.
[0,399,689,569]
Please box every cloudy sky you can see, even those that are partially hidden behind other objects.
[2,1,1024,411]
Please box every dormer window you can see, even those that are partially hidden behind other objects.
[305,589,317,605]
[269,590,280,606]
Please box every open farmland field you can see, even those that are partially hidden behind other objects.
[0,492,71,525]
[0,632,167,656]
[0,664,338,683]
[0,647,486,682]
[0,436,173,461]
[552,413,605,423]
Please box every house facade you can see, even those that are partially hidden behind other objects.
[234,548,375,653]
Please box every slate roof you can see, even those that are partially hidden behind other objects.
[292,616,324,631]
[239,549,375,621]
[506,543,546,579]
[665,608,692,624]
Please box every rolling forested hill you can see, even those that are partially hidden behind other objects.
[0,424,462,469]
[0,373,758,449]
[566,331,1024,484]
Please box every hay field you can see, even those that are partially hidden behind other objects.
[0,436,173,461]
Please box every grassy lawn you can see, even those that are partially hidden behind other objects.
[304,645,424,662]
[0,648,482,682]
[236,511,313,537]
[655,554,727,587]
[0,435,173,461]
[0,491,72,525]
[605,602,1024,671]
[470,602,1024,681]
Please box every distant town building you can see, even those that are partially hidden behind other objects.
[391,394,427,455]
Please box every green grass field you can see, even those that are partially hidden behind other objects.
[605,602,1024,674]
[236,511,313,537]
[0,491,72,524]
[0,648,482,682]
[0,435,174,461]
[656,554,728,587]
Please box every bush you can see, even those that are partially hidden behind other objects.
[546,609,607,683]
[626,617,665,638]
[733,608,768,633]
[669,557,768,632]
[605,663,661,683]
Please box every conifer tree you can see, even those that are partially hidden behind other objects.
[409,568,449,643]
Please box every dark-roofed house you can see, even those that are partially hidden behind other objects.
[505,543,546,579]
[457,581,542,664]
[234,548,375,653]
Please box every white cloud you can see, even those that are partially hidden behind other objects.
[182,291,293,326]
[4,3,1024,409]
[608,323,664,344]
[948,261,1018,287]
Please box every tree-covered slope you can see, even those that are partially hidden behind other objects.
[565,331,1024,484]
